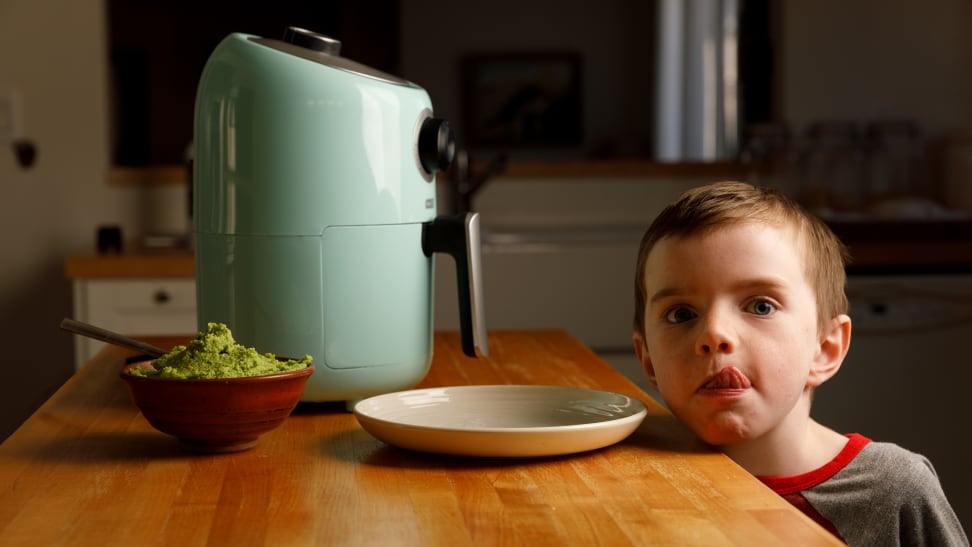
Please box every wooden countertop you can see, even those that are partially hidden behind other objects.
[0,330,840,545]
[64,251,195,278]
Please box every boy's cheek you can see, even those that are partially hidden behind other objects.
[640,358,658,387]
[632,338,659,388]
[645,373,659,389]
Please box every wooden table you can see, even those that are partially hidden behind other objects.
[0,331,841,546]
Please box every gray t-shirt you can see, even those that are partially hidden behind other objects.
[759,434,968,546]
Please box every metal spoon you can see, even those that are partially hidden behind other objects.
[59,318,168,358]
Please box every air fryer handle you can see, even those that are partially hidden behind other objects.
[422,213,488,357]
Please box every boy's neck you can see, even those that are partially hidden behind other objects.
[722,419,848,477]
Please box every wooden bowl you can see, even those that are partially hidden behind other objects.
[120,361,314,453]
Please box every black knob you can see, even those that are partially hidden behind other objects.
[282,27,341,55]
[153,290,171,305]
[418,118,455,174]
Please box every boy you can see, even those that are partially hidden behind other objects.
[631,182,967,545]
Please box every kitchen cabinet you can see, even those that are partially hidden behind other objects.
[64,254,196,369]
[812,272,972,527]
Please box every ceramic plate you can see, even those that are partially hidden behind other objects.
[353,385,647,457]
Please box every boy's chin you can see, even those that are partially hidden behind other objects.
[692,420,754,446]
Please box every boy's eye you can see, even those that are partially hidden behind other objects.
[664,306,697,324]
[746,299,776,316]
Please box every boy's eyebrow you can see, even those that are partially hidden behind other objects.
[648,277,790,305]
[649,287,683,305]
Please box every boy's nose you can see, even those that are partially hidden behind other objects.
[696,311,735,355]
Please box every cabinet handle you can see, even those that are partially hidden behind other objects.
[153,290,171,305]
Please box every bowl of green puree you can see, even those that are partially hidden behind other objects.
[121,323,314,453]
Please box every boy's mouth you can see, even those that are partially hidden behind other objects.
[700,366,751,391]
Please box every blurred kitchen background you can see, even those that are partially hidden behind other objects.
[2,0,971,526]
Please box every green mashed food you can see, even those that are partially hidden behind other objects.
[128,322,312,379]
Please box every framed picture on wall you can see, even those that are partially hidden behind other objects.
[460,52,582,148]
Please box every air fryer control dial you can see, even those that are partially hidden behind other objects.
[282,27,341,55]
[417,117,455,176]
[254,27,408,86]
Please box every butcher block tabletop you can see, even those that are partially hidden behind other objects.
[0,330,841,546]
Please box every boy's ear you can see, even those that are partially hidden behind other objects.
[808,314,852,387]
[632,332,658,388]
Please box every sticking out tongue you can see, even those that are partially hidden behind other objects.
[702,366,751,390]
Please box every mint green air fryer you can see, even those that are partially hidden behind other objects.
[193,27,487,403]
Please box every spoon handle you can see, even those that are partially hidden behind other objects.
[59,318,169,358]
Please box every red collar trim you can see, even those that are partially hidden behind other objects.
[758,433,871,495]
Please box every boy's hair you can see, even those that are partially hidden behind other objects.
[633,181,849,337]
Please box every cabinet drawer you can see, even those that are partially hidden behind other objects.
[86,279,196,322]
[72,278,197,368]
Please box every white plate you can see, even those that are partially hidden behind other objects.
[353,385,647,457]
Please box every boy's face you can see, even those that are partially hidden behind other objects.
[633,222,844,447]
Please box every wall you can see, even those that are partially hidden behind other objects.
[0,0,149,440]
[780,0,972,208]
[399,0,655,159]
[783,0,972,136]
